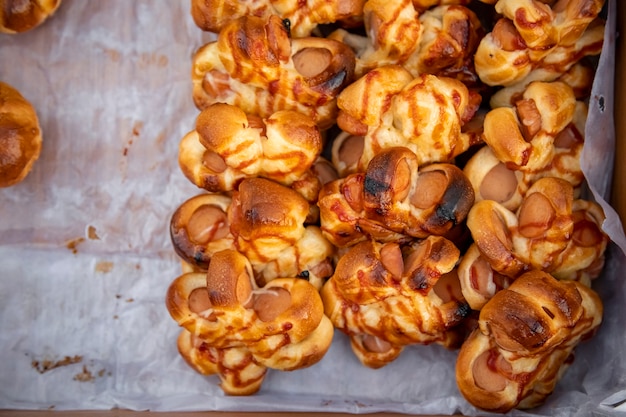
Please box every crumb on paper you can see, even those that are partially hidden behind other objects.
[31,355,83,374]
[65,237,85,254]
[138,52,168,68]
[73,365,94,382]
[103,48,121,62]
[126,298,134,302]
[95,261,114,273]
[115,294,122,299]
[113,315,119,319]
[87,225,100,240]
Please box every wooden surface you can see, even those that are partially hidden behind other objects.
[613,0,626,229]
[0,413,449,417]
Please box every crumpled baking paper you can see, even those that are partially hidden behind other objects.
[0,0,625,416]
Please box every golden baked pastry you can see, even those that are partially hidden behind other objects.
[177,329,267,395]
[481,81,577,171]
[166,249,334,394]
[321,236,469,368]
[456,270,603,412]
[465,98,588,213]
[169,193,234,271]
[0,0,61,33]
[191,15,356,129]
[190,0,365,37]
[229,177,335,289]
[330,3,483,82]
[328,0,422,78]
[179,103,323,194]
[319,147,475,247]
[467,177,608,282]
[0,81,42,187]
[474,0,605,87]
[334,65,480,173]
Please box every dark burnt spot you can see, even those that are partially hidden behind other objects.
[364,176,390,196]
[282,18,291,36]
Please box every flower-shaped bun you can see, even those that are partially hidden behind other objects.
[320,147,474,247]
[466,177,607,283]
[321,236,469,368]
[481,81,576,171]
[456,270,603,412]
[229,177,335,288]
[190,0,366,38]
[179,103,323,193]
[334,66,480,172]
[166,249,334,394]
[474,0,605,87]
[192,15,356,129]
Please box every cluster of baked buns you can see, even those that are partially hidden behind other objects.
[1,1,62,188]
[165,0,610,412]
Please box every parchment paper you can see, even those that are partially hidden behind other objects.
[1,1,625,416]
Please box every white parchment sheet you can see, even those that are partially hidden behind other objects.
[1,1,625,415]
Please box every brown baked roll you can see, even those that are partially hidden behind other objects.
[321,236,470,368]
[465,100,588,211]
[335,66,479,171]
[329,3,482,83]
[467,177,574,278]
[481,81,577,171]
[169,193,234,271]
[228,177,335,288]
[191,15,356,130]
[166,249,333,394]
[456,270,603,412]
[328,0,422,78]
[0,0,61,33]
[550,199,609,285]
[190,0,366,38]
[0,81,42,187]
[466,176,607,284]
[177,329,267,396]
[179,103,323,194]
[319,147,475,247]
[474,0,605,87]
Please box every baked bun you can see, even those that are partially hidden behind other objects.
[334,66,480,172]
[456,270,603,412]
[321,236,469,368]
[319,147,475,247]
[229,177,335,289]
[191,15,356,129]
[190,0,365,38]
[179,103,323,195]
[466,177,608,283]
[474,0,605,87]
[482,81,576,171]
[0,0,61,33]
[0,81,42,187]
[166,250,334,394]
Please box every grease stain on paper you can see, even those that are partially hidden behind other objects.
[95,261,114,273]
[31,355,83,374]
[65,237,85,254]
